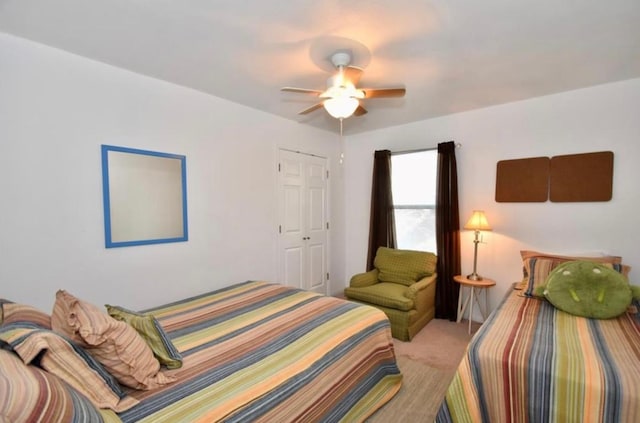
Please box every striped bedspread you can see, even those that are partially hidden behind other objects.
[437,288,640,423]
[102,281,402,422]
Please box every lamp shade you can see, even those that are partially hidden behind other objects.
[464,210,492,231]
[323,97,359,119]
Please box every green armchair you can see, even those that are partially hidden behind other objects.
[344,247,437,341]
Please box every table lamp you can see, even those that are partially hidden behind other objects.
[463,210,492,280]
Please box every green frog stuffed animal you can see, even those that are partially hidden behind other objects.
[535,260,640,319]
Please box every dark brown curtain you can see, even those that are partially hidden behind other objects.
[366,150,397,271]
[435,141,461,320]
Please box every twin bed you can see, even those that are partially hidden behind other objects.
[1,281,402,422]
[437,285,640,422]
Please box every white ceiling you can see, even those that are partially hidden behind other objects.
[1,0,639,135]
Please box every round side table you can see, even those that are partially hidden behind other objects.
[454,275,496,334]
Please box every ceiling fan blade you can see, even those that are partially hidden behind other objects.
[281,87,323,95]
[298,103,324,115]
[353,105,368,116]
[361,88,406,98]
[343,66,364,86]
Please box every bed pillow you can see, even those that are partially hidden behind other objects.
[0,322,138,412]
[106,304,183,369]
[519,250,626,298]
[538,261,640,319]
[0,348,106,422]
[51,290,176,390]
[520,250,623,262]
[1,299,52,329]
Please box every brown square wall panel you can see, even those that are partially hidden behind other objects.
[495,157,550,202]
[549,151,613,202]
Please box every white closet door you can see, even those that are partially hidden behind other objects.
[278,149,328,294]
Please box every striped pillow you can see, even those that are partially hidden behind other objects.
[0,349,105,422]
[0,323,138,412]
[52,290,176,390]
[0,300,51,329]
[106,304,183,369]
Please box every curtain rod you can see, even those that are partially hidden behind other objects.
[392,142,461,156]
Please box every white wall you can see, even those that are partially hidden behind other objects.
[343,78,640,314]
[0,33,346,311]
[3,31,638,319]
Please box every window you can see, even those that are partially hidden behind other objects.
[391,150,437,252]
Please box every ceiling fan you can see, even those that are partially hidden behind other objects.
[281,51,406,120]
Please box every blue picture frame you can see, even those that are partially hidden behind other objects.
[101,145,188,248]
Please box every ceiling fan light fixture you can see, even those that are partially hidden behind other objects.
[323,97,359,119]
[282,49,405,122]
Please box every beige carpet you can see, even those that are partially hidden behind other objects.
[366,356,451,423]
[393,318,479,370]
[366,318,479,422]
